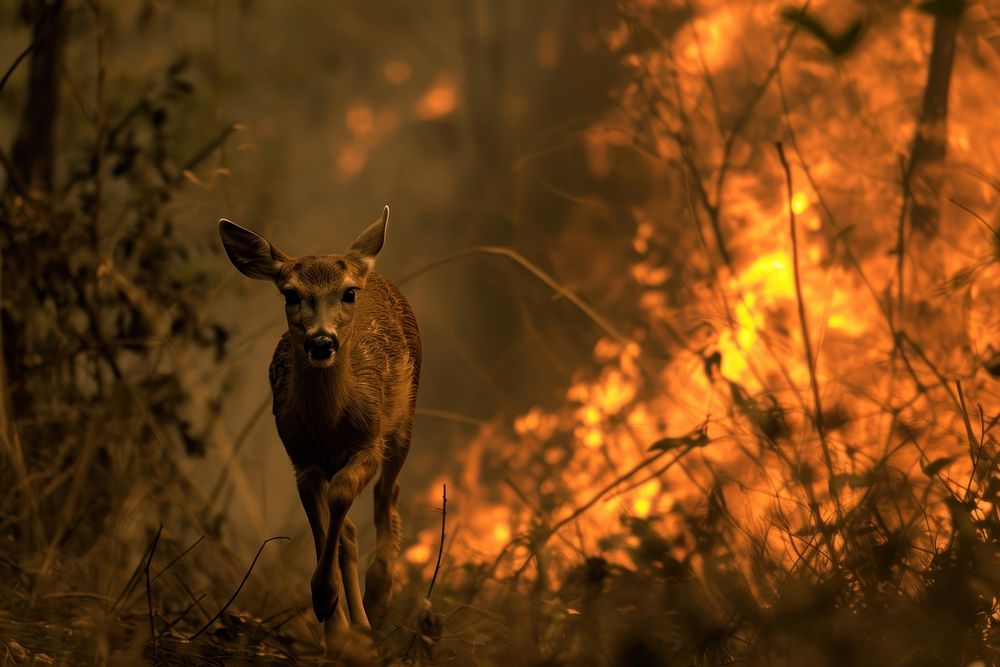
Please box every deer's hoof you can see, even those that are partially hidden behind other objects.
[311,574,339,623]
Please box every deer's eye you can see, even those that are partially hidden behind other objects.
[281,288,301,306]
[342,288,358,304]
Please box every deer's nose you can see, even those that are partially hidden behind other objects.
[305,334,339,360]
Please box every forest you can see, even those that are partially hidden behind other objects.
[1,0,999,665]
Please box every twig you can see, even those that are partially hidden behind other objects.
[774,142,837,502]
[173,572,209,622]
[0,42,34,97]
[153,535,205,583]
[175,122,238,183]
[0,144,39,203]
[143,524,164,658]
[87,0,107,254]
[188,536,288,641]
[503,476,540,513]
[112,524,163,612]
[404,485,449,658]
[0,0,62,97]
[894,155,910,327]
[547,439,700,538]
[158,593,206,637]
[669,3,806,269]
[954,381,979,463]
[947,197,998,236]
[607,438,720,499]
[775,70,891,327]
[206,391,271,509]
[415,407,486,427]
[966,402,992,501]
[397,245,632,350]
[427,483,448,600]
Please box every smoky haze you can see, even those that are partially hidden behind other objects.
[0,0,629,575]
[210,1,628,566]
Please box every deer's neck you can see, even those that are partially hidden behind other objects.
[289,344,354,419]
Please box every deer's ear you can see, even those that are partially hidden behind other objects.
[348,206,388,268]
[219,219,288,281]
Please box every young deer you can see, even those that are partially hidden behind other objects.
[219,207,420,639]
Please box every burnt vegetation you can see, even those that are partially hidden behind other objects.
[2,1,1000,666]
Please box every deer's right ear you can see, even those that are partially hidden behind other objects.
[218,219,288,281]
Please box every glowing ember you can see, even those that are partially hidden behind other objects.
[790,192,810,215]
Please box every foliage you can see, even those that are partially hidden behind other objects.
[0,3,255,663]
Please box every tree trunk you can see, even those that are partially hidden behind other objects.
[8,0,66,194]
[907,4,963,235]
[3,0,66,417]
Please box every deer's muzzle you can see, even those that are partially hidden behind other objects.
[304,334,339,361]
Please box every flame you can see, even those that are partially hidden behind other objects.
[790,192,810,215]
[410,0,1000,586]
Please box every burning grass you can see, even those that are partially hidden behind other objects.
[394,1,1000,664]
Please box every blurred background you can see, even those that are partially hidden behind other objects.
[2,0,1000,664]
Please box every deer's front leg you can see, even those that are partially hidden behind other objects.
[311,449,380,624]
[296,467,329,561]
[297,467,347,627]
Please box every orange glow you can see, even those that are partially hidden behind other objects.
[633,497,651,517]
[407,0,1000,589]
[492,523,511,543]
[345,104,374,138]
[335,145,366,179]
[415,76,457,120]
[404,542,431,565]
[790,192,810,215]
[382,60,412,85]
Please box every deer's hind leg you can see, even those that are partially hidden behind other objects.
[364,427,411,627]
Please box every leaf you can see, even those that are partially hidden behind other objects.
[728,382,790,442]
[831,223,857,248]
[112,148,137,177]
[170,78,194,95]
[983,476,1000,500]
[781,7,864,57]
[916,0,967,17]
[793,462,814,486]
[984,348,1000,378]
[167,56,191,78]
[831,473,871,491]
[922,455,958,477]
[648,423,709,451]
[793,523,820,537]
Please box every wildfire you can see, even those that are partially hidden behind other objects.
[403,0,1000,589]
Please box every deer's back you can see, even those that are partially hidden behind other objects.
[269,272,420,475]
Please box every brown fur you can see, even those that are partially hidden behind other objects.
[269,271,420,477]
[219,208,420,654]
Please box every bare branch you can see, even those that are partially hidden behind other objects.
[188,536,289,641]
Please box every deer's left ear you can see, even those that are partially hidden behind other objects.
[348,206,389,269]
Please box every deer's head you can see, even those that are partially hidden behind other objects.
[219,207,388,368]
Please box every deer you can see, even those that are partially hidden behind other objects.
[218,206,420,650]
